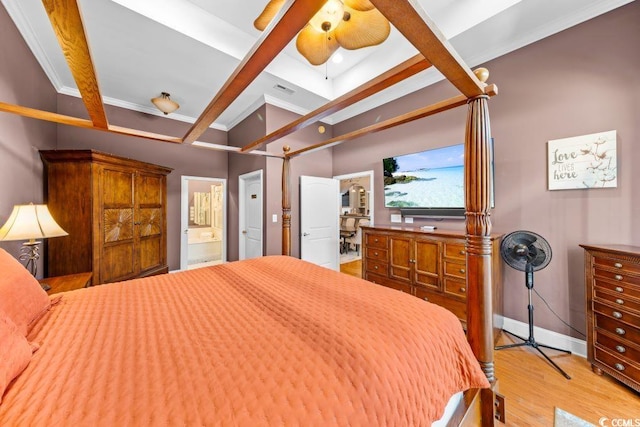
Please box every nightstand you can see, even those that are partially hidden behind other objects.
[39,272,92,295]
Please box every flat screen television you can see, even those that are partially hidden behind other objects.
[383,142,494,219]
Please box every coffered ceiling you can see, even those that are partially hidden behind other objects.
[2,0,632,132]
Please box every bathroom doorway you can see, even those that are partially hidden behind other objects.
[180,176,227,270]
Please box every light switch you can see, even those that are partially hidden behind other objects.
[272,214,278,223]
[404,217,414,224]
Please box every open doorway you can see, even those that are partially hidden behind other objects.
[333,170,374,266]
[180,176,227,270]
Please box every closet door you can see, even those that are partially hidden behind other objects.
[100,166,136,283]
[136,172,166,275]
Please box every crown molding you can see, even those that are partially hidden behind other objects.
[2,0,64,92]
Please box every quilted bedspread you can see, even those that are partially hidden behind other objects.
[0,256,488,426]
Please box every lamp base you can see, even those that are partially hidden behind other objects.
[19,240,41,278]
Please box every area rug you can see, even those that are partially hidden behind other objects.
[554,407,595,427]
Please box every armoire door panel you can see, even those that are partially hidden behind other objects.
[102,169,134,206]
[390,236,412,282]
[136,174,163,205]
[139,208,162,237]
[139,237,162,271]
[104,208,134,242]
[101,244,135,283]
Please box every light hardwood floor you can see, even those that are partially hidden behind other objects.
[340,260,640,425]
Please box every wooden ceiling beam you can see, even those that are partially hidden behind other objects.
[42,0,108,129]
[182,0,327,145]
[286,87,497,158]
[0,102,182,144]
[241,54,432,153]
[370,0,486,98]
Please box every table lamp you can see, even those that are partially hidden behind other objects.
[0,203,68,282]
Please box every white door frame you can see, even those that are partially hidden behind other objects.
[180,175,227,270]
[239,169,263,260]
[333,170,375,225]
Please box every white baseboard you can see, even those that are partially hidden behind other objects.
[501,317,587,358]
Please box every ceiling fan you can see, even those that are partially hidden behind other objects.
[254,0,391,66]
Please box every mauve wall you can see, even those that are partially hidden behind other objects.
[332,2,640,336]
[228,104,267,261]
[264,105,333,258]
[55,94,228,271]
[0,5,57,276]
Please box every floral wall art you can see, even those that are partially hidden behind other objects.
[547,130,617,190]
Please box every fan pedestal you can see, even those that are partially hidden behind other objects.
[497,232,573,380]
[495,264,572,379]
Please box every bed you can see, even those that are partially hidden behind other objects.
[0,0,499,424]
[0,249,488,425]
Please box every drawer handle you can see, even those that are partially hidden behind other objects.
[460,287,466,293]
[615,286,624,293]
[374,252,379,256]
[409,259,416,264]
[614,363,625,372]
[614,274,623,281]
[612,311,623,319]
[614,262,623,268]
[615,327,626,336]
[459,250,465,255]
[459,268,466,274]
[616,345,626,353]
[423,297,429,302]
[616,299,624,305]
[374,238,379,242]
[374,265,379,270]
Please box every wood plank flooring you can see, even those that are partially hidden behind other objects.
[340,260,640,426]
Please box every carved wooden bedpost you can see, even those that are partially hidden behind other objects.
[465,68,495,425]
[282,146,291,256]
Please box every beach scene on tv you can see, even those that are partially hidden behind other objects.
[384,144,464,208]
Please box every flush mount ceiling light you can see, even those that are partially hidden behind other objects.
[151,92,179,115]
[254,0,390,66]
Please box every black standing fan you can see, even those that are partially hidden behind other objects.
[495,230,572,379]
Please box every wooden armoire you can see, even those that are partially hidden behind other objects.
[40,150,172,285]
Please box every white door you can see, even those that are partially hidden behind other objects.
[180,176,227,270]
[239,170,263,260]
[300,175,339,270]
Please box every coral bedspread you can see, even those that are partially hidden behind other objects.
[0,256,488,426]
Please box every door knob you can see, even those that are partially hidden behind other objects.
[242,230,247,234]
[303,232,310,236]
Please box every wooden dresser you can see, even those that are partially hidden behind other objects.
[581,244,640,392]
[41,150,172,285]
[362,225,503,341]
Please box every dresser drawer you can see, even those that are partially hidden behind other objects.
[594,313,640,344]
[594,301,640,328]
[365,234,388,249]
[414,286,467,321]
[595,257,640,275]
[365,272,411,293]
[365,259,388,275]
[594,347,640,385]
[595,288,640,315]
[444,242,466,261]
[594,278,640,300]
[594,267,640,287]
[365,247,388,261]
[596,331,640,363]
[444,278,467,299]
[444,260,466,280]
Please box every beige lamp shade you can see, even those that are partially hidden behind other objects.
[151,92,179,115]
[0,204,68,243]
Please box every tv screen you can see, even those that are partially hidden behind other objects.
[383,142,493,218]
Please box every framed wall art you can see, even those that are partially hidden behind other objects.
[547,130,617,190]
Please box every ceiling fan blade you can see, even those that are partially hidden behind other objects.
[296,26,340,66]
[343,0,375,12]
[335,6,390,50]
[254,0,286,31]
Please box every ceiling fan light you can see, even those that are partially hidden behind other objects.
[151,92,179,115]
[309,0,344,33]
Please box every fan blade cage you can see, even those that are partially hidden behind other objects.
[500,230,552,272]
